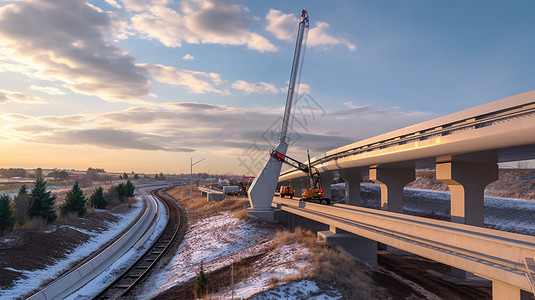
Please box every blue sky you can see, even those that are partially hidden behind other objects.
[0,0,533,174]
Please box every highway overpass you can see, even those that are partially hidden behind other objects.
[271,89,535,299]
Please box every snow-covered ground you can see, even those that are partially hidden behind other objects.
[0,194,145,299]
[64,195,168,300]
[251,280,342,300]
[337,183,535,236]
[141,211,330,299]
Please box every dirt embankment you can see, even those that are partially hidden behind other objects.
[0,200,139,292]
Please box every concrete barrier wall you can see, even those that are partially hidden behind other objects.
[134,195,161,249]
[29,192,159,300]
[273,197,535,291]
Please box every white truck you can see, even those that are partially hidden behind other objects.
[218,179,229,189]
[223,185,239,196]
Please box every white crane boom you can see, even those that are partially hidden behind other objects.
[247,9,310,217]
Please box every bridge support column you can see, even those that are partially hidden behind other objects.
[318,226,377,267]
[340,170,362,206]
[492,280,532,300]
[436,162,498,226]
[291,178,306,198]
[437,161,498,278]
[369,167,415,213]
[320,172,334,200]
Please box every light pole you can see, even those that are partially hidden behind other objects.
[190,158,205,201]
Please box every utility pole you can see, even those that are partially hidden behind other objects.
[190,158,205,201]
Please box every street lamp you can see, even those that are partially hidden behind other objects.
[190,158,205,201]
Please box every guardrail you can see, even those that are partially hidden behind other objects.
[273,197,535,291]
[28,191,160,300]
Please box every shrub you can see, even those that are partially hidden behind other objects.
[13,185,33,225]
[193,261,211,298]
[29,178,57,223]
[114,180,135,202]
[105,186,120,206]
[89,187,107,209]
[60,181,87,215]
[0,194,15,236]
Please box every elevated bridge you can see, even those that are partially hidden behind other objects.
[273,89,535,299]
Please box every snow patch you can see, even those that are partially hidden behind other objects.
[142,211,317,300]
[252,280,342,300]
[0,196,144,299]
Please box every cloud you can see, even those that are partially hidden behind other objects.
[0,98,433,171]
[309,22,356,51]
[30,85,66,96]
[265,9,356,51]
[129,0,276,52]
[232,80,279,95]
[265,9,295,40]
[0,0,151,103]
[141,63,224,94]
[0,89,46,104]
[33,129,195,152]
[182,54,194,60]
[122,0,168,12]
[104,0,122,9]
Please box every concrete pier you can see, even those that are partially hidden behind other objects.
[436,161,498,279]
[339,169,362,206]
[493,280,532,300]
[319,172,334,200]
[369,167,415,213]
[436,161,498,226]
[318,226,377,267]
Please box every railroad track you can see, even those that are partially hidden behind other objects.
[94,187,184,299]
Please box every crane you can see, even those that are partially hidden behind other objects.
[248,10,310,212]
[270,149,330,205]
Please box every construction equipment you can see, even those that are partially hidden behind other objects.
[271,149,330,205]
[279,186,295,198]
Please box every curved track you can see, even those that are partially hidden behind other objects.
[94,188,183,299]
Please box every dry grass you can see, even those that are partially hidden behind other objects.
[167,186,249,223]
[57,211,79,223]
[272,227,384,300]
[18,217,53,231]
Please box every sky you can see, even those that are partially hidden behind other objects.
[0,0,534,175]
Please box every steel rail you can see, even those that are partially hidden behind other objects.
[93,188,182,299]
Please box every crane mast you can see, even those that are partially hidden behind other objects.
[280,9,309,144]
[247,10,310,215]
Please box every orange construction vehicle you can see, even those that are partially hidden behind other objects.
[271,149,330,205]
[279,185,295,198]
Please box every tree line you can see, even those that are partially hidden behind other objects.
[0,178,135,236]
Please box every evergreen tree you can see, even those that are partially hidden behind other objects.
[60,181,87,215]
[122,172,129,179]
[13,185,33,225]
[193,261,211,298]
[133,174,139,180]
[124,180,135,197]
[29,177,57,223]
[89,187,107,209]
[0,194,15,236]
